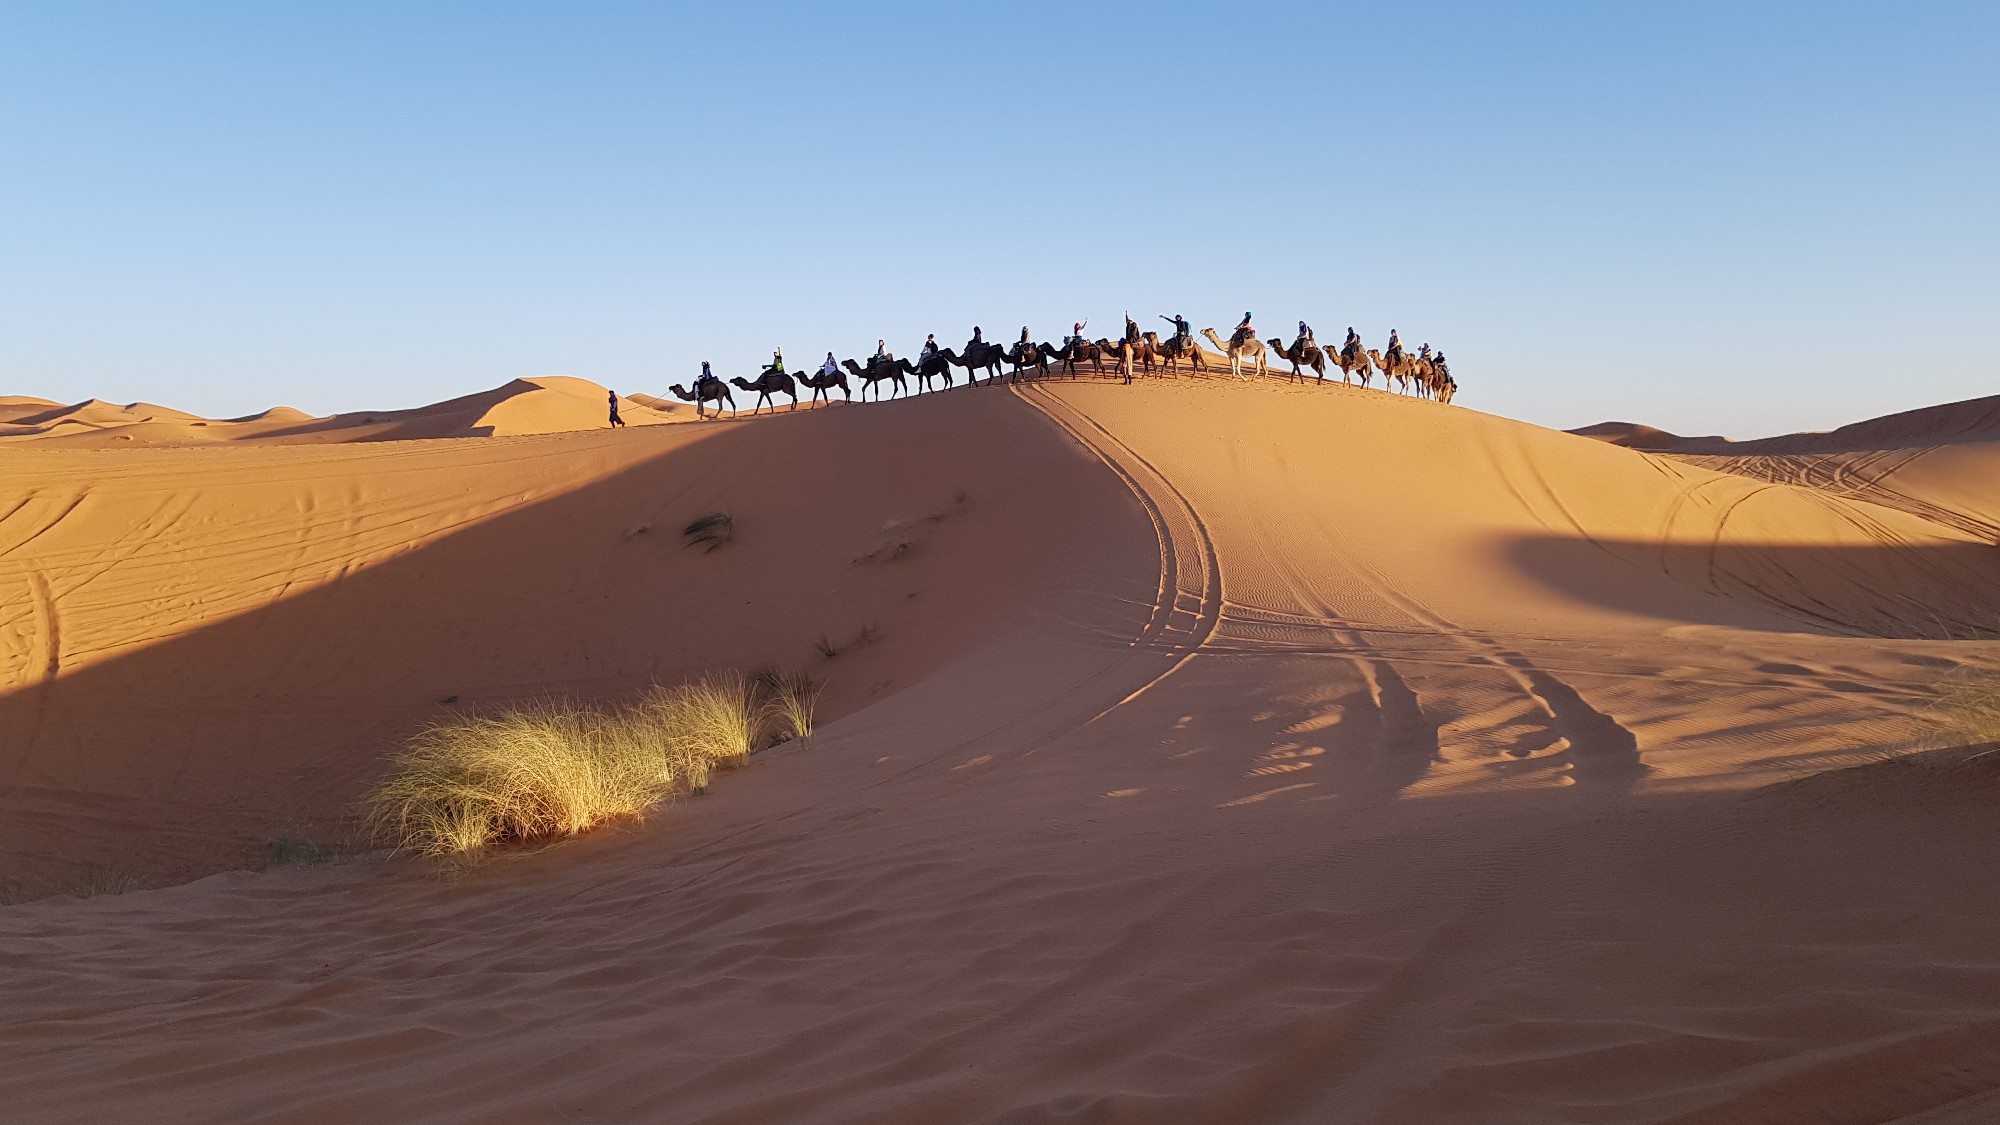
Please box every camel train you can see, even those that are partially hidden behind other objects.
[669,319,1456,418]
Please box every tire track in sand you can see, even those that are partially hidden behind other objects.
[1014,384,1222,718]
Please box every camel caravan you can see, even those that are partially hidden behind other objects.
[662,314,1457,418]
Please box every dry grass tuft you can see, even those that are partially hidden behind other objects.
[1932,668,2000,750]
[365,702,679,856]
[756,669,821,746]
[640,673,762,782]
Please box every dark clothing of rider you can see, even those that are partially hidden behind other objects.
[1160,315,1189,342]
[1236,312,1255,340]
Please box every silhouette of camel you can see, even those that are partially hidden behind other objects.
[729,370,800,414]
[669,380,735,418]
[796,366,850,404]
[842,357,911,401]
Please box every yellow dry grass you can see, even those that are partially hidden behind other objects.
[1933,669,2000,749]
[364,673,784,856]
[365,702,679,856]
[758,669,820,746]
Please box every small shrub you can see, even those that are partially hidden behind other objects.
[756,669,821,745]
[683,512,734,552]
[365,702,678,856]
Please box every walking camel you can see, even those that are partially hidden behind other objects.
[842,357,911,401]
[668,380,735,418]
[1200,327,1268,380]
[729,370,800,414]
[1271,333,1327,381]
[796,366,850,404]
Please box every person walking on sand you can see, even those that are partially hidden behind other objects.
[607,389,625,428]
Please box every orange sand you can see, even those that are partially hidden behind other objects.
[3,375,1999,1122]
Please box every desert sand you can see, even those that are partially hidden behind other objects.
[3,372,1999,1122]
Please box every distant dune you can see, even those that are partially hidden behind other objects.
[0,375,690,446]
[4,375,1999,1123]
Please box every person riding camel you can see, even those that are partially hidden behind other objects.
[765,348,785,376]
[1417,342,1432,363]
[1297,321,1315,346]
[1160,314,1190,343]
[1385,330,1403,363]
[872,339,890,367]
[1343,327,1362,357]
[820,351,839,377]
[696,360,719,417]
[967,326,984,351]
[916,334,937,367]
[1234,312,1256,344]
[1069,318,1088,346]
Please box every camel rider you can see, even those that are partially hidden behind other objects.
[1386,329,1402,360]
[917,334,937,366]
[1070,318,1088,345]
[1417,343,1432,362]
[1160,314,1189,343]
[873,339,890,366]
[1235,312,1255,342]
[968,326,984,350]
[1018,326,1032,348]
[1298,321,1315,344]
[766,348,785,376]
[1344,327,1361,356]
[699,360,716,388]
[820,352,839,378]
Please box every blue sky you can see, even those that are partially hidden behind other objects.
[2,2,1994,436]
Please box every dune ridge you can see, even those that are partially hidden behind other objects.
[3,376,1999,1122]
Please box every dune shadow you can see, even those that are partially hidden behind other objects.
[0,391,1134,889]
[1506,535,2000,639]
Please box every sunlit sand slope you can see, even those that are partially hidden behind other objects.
[4,379,1999,1123]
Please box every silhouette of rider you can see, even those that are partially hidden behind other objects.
[968,326,984,350]
[765,348,785,376]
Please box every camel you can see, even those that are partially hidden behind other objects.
[796,366,850,404]
[1005,340,1050,381]
[912,350,959,394]
[1367,348,1415,395]
[729,370,800,414]
[1333,340,1373,387]
[842,357,911,401]
[1048,337,1106,378]
[1098,337,1138,385]
[1271,333,1327,382]
[668,380,735,418]
[1155,331,1207,375]
[950,340,1006,386]
[1200,327,1267,380]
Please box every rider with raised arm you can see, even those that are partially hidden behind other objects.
[1159,314,1190,343]
[1069,318,1088,345]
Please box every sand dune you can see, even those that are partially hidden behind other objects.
[4,377,1999,1122]
[0,376,684,446]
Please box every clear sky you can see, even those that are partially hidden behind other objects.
[2,2,1994,437]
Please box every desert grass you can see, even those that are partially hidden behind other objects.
[366,702,681,856]
[756,669,821,746]
[640,673,762,786]
[1932,668,2000,752]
